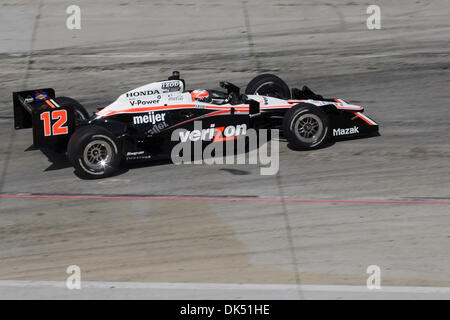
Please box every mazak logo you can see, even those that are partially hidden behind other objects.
[178,124,247,142]
[333,126,359,136]
[133,111,166,125]
[126,90,160,98]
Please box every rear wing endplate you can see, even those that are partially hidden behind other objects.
[12,88,75,149]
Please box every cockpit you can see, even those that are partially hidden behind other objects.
[168,71,246,105]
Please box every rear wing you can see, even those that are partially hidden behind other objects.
[13,88,55,130]
[13,89,75,149]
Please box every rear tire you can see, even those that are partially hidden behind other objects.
[282,104,329,150]
[54,96,90,123]
[245,74,291,99]
[67,126,121,179]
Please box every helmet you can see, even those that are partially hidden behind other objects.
[190,89,211,102]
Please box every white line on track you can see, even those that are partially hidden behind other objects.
[1,280,450,294]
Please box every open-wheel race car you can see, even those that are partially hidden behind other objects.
[13,71,379,178]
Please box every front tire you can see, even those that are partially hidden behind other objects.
[245,74,291,99]
[282,104,329,150]
[67,126,121,179]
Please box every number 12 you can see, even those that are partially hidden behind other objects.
[40,110,68,136]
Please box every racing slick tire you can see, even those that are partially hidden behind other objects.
[67,125,122,179]
[282,104,329,150]
[54,96,90,123]
[245,74,291,99]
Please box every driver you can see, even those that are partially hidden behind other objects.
[190,89,212,103]
[191,89,233,105]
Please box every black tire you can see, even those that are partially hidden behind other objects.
[67,125,121,179]
[282,104,329,150]
[245,74,291,99]
[54,96,90,123]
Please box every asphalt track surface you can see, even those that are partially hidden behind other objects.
[0,0,449,299]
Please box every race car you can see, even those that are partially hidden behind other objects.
[13,72,379,178]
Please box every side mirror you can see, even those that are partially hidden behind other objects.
[219,81,240,95]
[168,71,186,90]
[168,71,180,80]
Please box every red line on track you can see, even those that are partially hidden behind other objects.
[0,194,449,204]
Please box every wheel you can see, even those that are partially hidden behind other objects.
[54,96,90,123]
[245,74,291,99]
[67,126,121,178]
[282,104,329,150]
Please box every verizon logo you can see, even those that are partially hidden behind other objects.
[178,124,247,142]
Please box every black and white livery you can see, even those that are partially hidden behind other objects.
[13,72,379,178]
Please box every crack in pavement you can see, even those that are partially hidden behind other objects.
[241,0,262,73]
[0,0,43,196]
[241,1,303,297]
